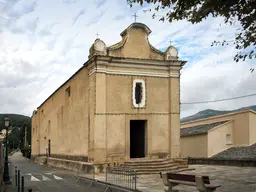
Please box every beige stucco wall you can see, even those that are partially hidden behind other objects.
[181,110,252,146]
[32,23,185,164]
[32,67,90,157]
[249,112,256,145]
[180,134,208,158]
[91,70,181,162]
[108,27,164,60]
[207,121,234,157]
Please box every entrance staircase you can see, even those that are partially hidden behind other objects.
[120,158,189,175]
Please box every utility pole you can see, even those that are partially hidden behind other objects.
[24,126,27,147]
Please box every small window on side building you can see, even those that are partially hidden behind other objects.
[226,134,231,144]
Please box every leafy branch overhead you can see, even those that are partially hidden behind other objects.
[128,0,256,62]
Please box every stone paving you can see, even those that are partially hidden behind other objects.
[94,165,256,192]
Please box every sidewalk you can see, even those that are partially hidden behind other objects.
[5,156,37,192]
[5,158,16,192]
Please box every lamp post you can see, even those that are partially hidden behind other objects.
[3,116,11,184]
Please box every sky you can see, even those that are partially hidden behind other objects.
[0,0,255,118]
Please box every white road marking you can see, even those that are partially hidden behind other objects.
[53,175,63,180]
[45,173,52,175]
[31,175,40,181]
[25,173,32,175]
[42,175,51,181]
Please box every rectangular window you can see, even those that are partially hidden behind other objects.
[133,79,146,108]
[226,134,231,144]
[48,120,51,135]
[65,86,71,97]
[135,82,142,104]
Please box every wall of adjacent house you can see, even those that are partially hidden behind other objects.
[181,110,251,146]
[32,67,90,159]
[207,121,234,157]
[180,134,208,158]
[232,112,250,146]
[249,111,256,145]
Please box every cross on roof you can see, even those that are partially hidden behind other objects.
[169,39,172,45]
[96,32,100,39]
[132,13,138,22]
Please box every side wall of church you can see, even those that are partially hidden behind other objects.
[32,67,90,160]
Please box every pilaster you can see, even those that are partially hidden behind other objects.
[169,62,183,158]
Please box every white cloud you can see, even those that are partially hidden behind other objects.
[0,0,255,118]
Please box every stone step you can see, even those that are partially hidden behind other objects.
[110,165,188,175]
[131,166,181,173]
[123,161,177,166]
[123,159,174,166]
[135,167,194,175]
[133,167,181,175]
[123,161,177,167]
[122,162,179,169]
[126,158,169,162]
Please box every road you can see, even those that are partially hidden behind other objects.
[8,152,107,192]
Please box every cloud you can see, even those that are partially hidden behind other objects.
[72,9,85,25]
[25,16,39,33]
[62,0,79,4]
[95,0,107,8]
[180,47,256,118]
[1,1,36,20]
[0,0,255,119]
[86,11,104,26]
[38,22,58,36]
[114,15,127,21]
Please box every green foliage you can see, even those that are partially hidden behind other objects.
[21,146,31,158]
[0,114,31,149]
[128,0,256,62]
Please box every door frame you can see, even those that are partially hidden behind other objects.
[128,119,148,159]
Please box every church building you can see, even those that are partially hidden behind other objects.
[31,22,186,164]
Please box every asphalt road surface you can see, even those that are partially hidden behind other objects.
[8,152,122,192]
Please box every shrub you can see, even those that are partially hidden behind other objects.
[21,146,31,159]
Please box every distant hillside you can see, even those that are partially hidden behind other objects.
[0,114,31,130]
[0,114,31,148]
[181,105,256,123]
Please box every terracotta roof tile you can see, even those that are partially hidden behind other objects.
[180,121,229,137]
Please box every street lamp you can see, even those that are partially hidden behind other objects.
[3,116,11,184]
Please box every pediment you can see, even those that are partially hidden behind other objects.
[88,22,181,61]
[107,23,165,60]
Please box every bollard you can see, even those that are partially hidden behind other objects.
[21,176,24,192]
[17,170,20,192]
[15,167,17,187]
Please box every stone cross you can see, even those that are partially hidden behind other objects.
[169,39,172,45]
[132,13,138,22]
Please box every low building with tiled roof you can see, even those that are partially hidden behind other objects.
[180,110,256,159]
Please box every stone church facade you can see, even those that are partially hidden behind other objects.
[31,23,186,164]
